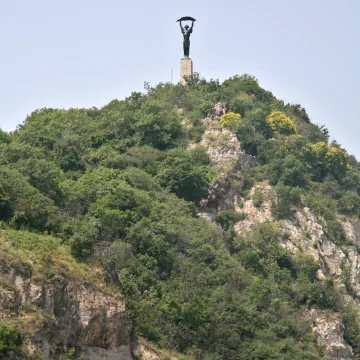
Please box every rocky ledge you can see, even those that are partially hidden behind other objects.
[0,257,132,360]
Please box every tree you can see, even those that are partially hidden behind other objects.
[266,111,297,137]
[135,100,184,150]
[0,167,60,232]
[0,129,11,144]
[0,322,23,355]
[156,151,212,203]
[272,182,302,219]
[220,112,242,131]
[305,142,348,181]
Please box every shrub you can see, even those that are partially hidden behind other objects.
[266,111,296,136]
[0,129,11,144]
[341,304,360,357]
[220,112,242,131]
[198,100,214,118]
[272,182,302,219]
[0,322,23,355]
[252,188,265,207]
[70,216,98,259]
[337,191,360,215]
[305,142,347,181]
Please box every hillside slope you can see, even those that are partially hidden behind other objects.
[2,74,360,360]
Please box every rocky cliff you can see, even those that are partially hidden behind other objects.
[0,231,132,360]
[196,103,360,360]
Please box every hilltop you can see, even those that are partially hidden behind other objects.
[1,74,360,359]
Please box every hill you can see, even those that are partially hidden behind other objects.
[1,74,360,359]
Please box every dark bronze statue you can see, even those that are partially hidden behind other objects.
[177,17,196,58]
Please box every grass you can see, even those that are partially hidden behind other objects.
[0,229,88,281]
[0,229,122,299]
[6,305,56,335]
[209,120,222,129]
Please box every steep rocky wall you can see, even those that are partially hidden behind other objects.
[312,310,353,360]
[197,112,360,359]
[233,186,360,360]
[200,127,255,175]
[0,258,132,360]
[198,125,255,212]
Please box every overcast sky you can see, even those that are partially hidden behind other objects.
[0,0,359,157]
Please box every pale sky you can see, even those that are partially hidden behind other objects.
[0,0,359,157]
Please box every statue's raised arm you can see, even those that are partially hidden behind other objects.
[190,20,194,33]
[179,20,185,34]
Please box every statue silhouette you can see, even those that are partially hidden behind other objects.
[179,20,194,58]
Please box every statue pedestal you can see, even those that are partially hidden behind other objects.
[180,58,193,85]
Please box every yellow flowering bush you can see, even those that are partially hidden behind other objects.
[220,112,242,130]
[309,142,329,159]
[266,111,297,136]
[325,146,347,174]
[307,142,347,178]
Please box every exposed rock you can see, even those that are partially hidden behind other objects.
[200,127,255,174]
[234,184,273,233]
[203,177,240,211]
[132,339,179,360]
[345,246,360,296]
[208,102,228,119]
[278,208,347,278]
[342,219,360,245]
[0,258,131,360]
[279,207,323,259]
[197,212,216,223]
[320,240,346,278]
[195,117,359,359]
[81,345,132,360]
[199,127,255,211]
[316,269,327,281]
[133,343,160,360]
[200,128,242,173]
[312,310,353,360]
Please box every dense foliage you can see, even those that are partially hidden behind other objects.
[1,74,360,359]
[0,322,23,356]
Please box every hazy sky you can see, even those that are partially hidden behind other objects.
[0,0,359,157]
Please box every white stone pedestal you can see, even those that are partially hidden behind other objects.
[180,58,193,85]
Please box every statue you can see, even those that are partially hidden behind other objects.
[177,17,196,58]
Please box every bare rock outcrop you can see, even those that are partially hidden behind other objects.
[200,128,243,173]
[234,184,273,233]
[199,127,255,212]
[312,310,353,360]
[208,102,228,119]
[132,339,179,360]
[277,208,360,298]
[0,258,132,360]
[342,219,360,245]
[195,116,359,359]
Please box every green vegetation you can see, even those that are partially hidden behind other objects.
[0,322,23,356]
[220,111,242,131]
[1,74,360,359]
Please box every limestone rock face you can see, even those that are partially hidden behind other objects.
[133,343,161,360]
[312,310,353,360]
[233,201,360,358]
[276,208,360,298]
[342,219,360,245]
[199,127,255,212]
[200,128,242,171]
[234,184,273,233]
[132,340,179,360]
[208,102,228,119]
[195,120,359,359]
[0,258,132,360]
